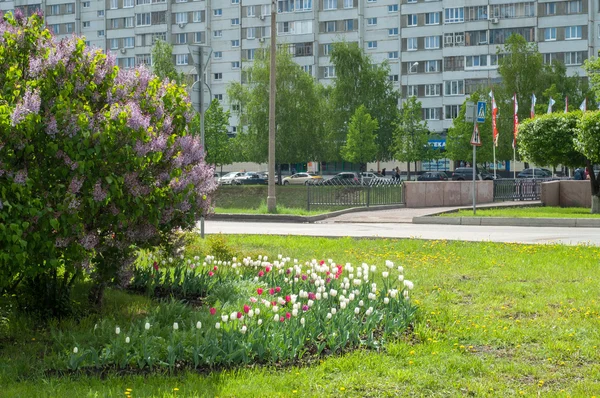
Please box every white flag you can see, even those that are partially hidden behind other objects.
[580,98,587,112]
[547,97,555,114]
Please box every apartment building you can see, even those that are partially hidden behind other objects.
[1,0,596,140]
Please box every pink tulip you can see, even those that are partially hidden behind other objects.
[210,307,216,315]
[243,304,251,314]
[257,288,264,295]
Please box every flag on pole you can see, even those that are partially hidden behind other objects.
[531,93,536,119]
[489,90,499,147]
[580,98,587,112]
[513,93,519,149]
[565,96,568,113]
[547,97,555,114]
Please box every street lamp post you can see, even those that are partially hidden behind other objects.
[405,62,418,180]
[188,44,212,237]
[266,0,277,213]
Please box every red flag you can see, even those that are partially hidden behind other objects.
[565,96,568,113]
[513,93,519,149]
[491,91,498,147]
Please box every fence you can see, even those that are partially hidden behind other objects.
[306,179,403,210]
[493,178,552,201]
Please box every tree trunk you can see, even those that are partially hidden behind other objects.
[586,160,600,213]
[592,196,600,214]
[88,282,107,310]
[407,162,411,181]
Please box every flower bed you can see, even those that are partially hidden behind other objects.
[65,255,416,371]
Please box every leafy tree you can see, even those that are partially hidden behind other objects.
[328,42,398,162]
[576,111,600,212]
[152,39,187,84]
[0,13,217,311]
[227,47,325,170]
[341,105,378,173]
[200,99,232,172]
[393,96,429,180]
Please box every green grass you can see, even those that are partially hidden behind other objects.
[3,235,600,397]
[440,206,600,218]
[214,185,311,210]
[214,204,329,216]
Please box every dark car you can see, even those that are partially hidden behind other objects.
[517,168,552,178]
[451,167,495,181]
[232,172,268,185]
[417,171,449,181]
[320,172,361,185]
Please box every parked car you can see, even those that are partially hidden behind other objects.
[417,171,449,181]
[320,172,361,185]
[282,172,323,185]
[232,172,268,185]
[517,168,552,178]
[451,167,496,181]
[219,171,246,185]
[360,172,386,184]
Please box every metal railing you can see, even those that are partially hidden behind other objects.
[493,178,553,201]
[306,179,403,210]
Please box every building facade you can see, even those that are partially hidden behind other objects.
[1,0,595,139]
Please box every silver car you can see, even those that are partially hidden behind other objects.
[219,172,245,185]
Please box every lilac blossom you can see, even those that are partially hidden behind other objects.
[92,181,108,202]
[79,232,99,250]
[11,87,41,126]
[68,176,85,194]
[14,169,28,184]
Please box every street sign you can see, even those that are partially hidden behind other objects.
[465,101,475,122]
[470,123,482,146]
[477,101,487,123]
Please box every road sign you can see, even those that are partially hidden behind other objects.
[477,101,487,123]
[470,123,482,146]
[465,101,475,122]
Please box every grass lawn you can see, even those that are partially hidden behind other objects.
[214,186,312,211]
[2,235,600,397]
[214,205,328,216]
[440,206,600,218]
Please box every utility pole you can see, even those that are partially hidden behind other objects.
[267,0,277,213]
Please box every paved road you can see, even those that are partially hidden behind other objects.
[204,220,600,246]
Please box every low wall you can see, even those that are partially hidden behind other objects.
[404,181,494,208]
[541,180,591,208]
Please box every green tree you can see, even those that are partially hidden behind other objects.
[227,47,325,169]
[576,111,600,212]
[328,42,398,163]
[341,105,378,173]
[201,99,233,172]
[394,96,429,180]
[152,39,186,84]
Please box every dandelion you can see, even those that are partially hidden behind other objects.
[145,322,151,330]
[125,336,130,344]
[73,347,78,354]
[115,326,121,335]
[173,322,179,330]
[196,321,202,329]
[215,322,221,329]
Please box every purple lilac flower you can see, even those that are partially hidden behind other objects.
[11,87,41,126]
[46,116,58,137]
[92,181,108,201]
[68,176,85,194]
[14,169,27,184]
[79,233,99,250]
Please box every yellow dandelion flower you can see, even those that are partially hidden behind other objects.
[339,387,346,391]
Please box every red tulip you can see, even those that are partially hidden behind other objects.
[153,261,159,271]
[213,266,218,271]
[258,271,264,277]
[208,271,214,277]
[265,266,272,273]
[269,288,275,295]
[237,311,243,319]
[285,312,291,319]
[209,307,216,315]
[257,288,264,295]
[243,304,251,313]
[285,295,291,303]
[275,286,281,293]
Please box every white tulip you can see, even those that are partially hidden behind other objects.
[221,315,228,322]
[359,300,364,307]
[390,289,398,298]
[300,317,305,326]
[315,293,322,300]
[371,265,377,272]
[398,275,404,282]
[255,308,260,315]
[397,266,404,273]
[340,301,347,309]
[73,347,78,354]
[386,260,394,268]
[326,313,332,320]
[115,326,121,335]
[125,336,130,344]
[230,312,237,321]
[274,314,280,322]
[382,271,389,278]
[215,322,221,329]
[241,325,247,334]
[404,280,414,290]
[349,293,355,301]
[331,308,337,315]
[258,319,263,325]
[292,308,298,317]
[196,321,202,329]
[145,322,151,330]
[323,292,328,299]
[307,300,314,307]
[330,289,337,297]
[272,305,279,313]
[248,310,254,318]
[403,290,410,299]
[384,297,390,304]
[173,322,179,330]
[354,307,360,315]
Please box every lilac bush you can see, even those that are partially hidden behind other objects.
[0,13,216,309]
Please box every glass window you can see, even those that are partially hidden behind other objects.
[136,13,150,27]
[567,0,582,13]
[544,27,556,41]
[343,0,352,8]
[176,13,188,24]
[425,12,440,25]
[193,11,203,22]
[444,80,464,96]
[389,28,398,36]
[425,84,440,96]
[176,54,188,65]
[407,37,417,51]
[110,0,118,9]
[231,18,240,25]
[445,7,464,23]
[124,37,134,48]
[324,0,336,10]
[367,18,377,26]
[110,39,119,49]
[566,26,582,40]
[425,36,440,49]
[388,4,398,12]
[445,105,459,119]
[367,41,377,49]
[124,17,134,28]
[232,61,240,69]
[231,40,240,47]
[214,73,223,80]
[388,51,398,59]
[546,3,555,15]
[123,0,134,7]
[213,30,223,37]
[407,14,417,26]
[213,9,222,16]
[425,60,439,72]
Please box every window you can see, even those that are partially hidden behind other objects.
[367,18,377,26]
[546,3,556,15]
[325,21,335,32]
[123,0,134,7]
[407,37,417,51]
[407,85,417,97]
[175,33,187,44]
[407,14,417,26]
[214,73,223,80]
[231,18,240,25]
[388,4,398,12]
[567,0,582,14]
[176,13,188,24]
[123,37,134,48]
[465,55,488,67]
[213,9,222,16]
[367,0,376,3]
[566,26,582,40]
[424,108,440,120]
[544,27,556,41]
[110,0,118,9]
[246,48,255,60]
[425,60,439,72]
[344,19,354,31]
[66,3,74,13]
[445,7,464,23]
[111,19,119,29]
[324,0,336,10]
[367,41,377,49]
[565,51,583,65]
[124,17,134,28]
[83,1,90,8]
[136,0,150,4]
[231,39,240,47]
[407,0,416,3]
[247,6,256,17]
[136,13,150,26]
[213,30,223,37]
[123,57,135,69]
[230,61,240,69]
[388,51,398,59]
[544,53,556,65]
[444,80,464,96]
[97,30,105,37]
[232,0,239,3]
[425,36,440,49]
[193,11,203,22]
[49,24,60,34]
[110,39,119,50]
[176,54,188,65]
[343,0,352,8]
[425,84,440,96]
[176,0,188,2]
[83,21,91,28]
[322,43,333,55]
[426,12,440,25]
[50,5,60,15]
[194,32,204,43]
[389,27,399,36]
[389,74,399,82]
[214,52,222,59]
[445,105,459,119]
[214,94,223,101]
[324,66,336,78]
[302,65,313,75]
[247,27,255,39]
[98,10,105,17]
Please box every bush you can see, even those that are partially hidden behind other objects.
[0,13,217,307]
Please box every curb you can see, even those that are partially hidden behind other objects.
[211,204,406,224]
[412,216,600,228]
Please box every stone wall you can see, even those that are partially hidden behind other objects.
[541,180,591,208]
[404,181,494,208]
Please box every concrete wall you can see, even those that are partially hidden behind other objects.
[541,180,592,208]
[404,181,494,208]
